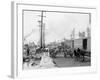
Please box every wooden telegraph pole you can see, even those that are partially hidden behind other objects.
[72,28,75,49]
[38,11,46,49]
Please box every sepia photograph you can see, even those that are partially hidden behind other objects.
[22,10,91,69]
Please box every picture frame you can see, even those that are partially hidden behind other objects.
[11,1,97,78]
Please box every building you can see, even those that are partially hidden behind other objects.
[73,37,91,51]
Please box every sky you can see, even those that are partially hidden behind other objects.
[24,10,90,45]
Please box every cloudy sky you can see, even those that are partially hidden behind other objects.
[24,10,90,45]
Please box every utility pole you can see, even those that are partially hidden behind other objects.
[70,28,75,56]
[72,28,75,49]
[38,11,46,48]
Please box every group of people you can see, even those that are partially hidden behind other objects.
[23,43,90,68]
[23,47,57,69]
[74,48,89,62]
